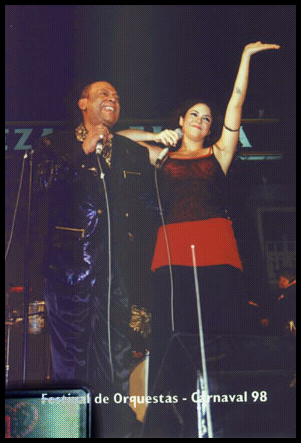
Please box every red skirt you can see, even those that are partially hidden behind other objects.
[151,218,243,272]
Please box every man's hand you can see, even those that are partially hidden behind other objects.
[82,125,112,155]
[286,320,296,334]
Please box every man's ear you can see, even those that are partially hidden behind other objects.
[78,98,87,111]
[179,116,183,127]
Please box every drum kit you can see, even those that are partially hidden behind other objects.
[5,285,46,387]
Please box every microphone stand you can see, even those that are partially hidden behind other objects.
[22,149,34,385]
[191,245,214,438]
[5,289,12,388]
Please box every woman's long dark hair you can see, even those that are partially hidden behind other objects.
[168,97,224,149]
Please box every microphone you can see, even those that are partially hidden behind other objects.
[95,134,104,155]
[156,147,170,167]
[156,128,182,167]
[174,128,183,139]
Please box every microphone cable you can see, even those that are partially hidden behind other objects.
[154,159,175,332]
[96,154,114,383]
[153,129,182,332]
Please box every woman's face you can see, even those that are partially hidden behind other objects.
[179,103,212,141]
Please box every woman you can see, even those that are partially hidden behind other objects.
[119,42,280,437]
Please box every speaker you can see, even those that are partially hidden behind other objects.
[141,333,296,438]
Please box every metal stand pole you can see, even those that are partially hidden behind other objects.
[5,322,12,388]
[22,149,34,385]
[191,245,214,438]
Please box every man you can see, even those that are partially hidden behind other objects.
[260,268,296,335]
[273,268,296,334]
[35,81,158,437]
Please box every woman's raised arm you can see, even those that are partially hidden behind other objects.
[214,42,280,174]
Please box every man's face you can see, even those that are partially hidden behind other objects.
[79,81,120,128]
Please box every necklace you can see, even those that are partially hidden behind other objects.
[75,123,113,168]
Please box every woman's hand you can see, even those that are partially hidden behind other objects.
[243,41,280,57]
[154,129,182,147]
[215,41,280,175]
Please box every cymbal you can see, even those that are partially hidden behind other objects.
[8,286,24,293]
[8,286,33,293]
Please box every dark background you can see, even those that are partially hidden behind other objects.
[5,9,296,435]
[5,5,295,310]
[5,5,295,122]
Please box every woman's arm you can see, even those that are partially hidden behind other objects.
[214,42,280,174]
[117,128,181,165]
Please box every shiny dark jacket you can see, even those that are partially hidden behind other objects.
[35,130,158,397]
